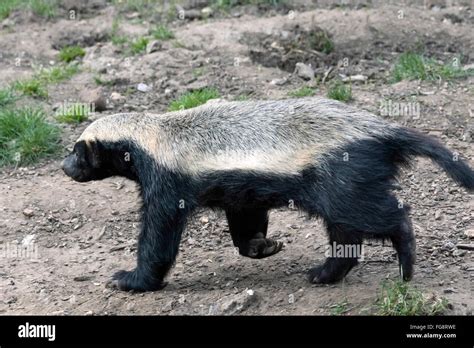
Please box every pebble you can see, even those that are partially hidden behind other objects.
[22,208,34,217]
[137,83,151,92]
[294,62,314,80]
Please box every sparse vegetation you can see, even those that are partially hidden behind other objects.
[58,46,86,63]
[288,86,315,98]
[55,103,90,123]
[28,0,57,18]
[151,24,174,40]
[212,0,284,10]
[110,18,129,46]
[308,29,334,54]
[327,81,352,101]
[168,88,220,111]
[0,88,16,106]
[0,0,20,20]
[0,0,57,20]
[376,280,449,316]
[13,64,79,98]
[13,78,48,98]
[329,300,350,315]
[37,64,80,83]
[391,52,474,82]
[130,37,149,54]
[0,107,61,165]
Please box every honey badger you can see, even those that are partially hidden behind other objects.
[62,97,474,292]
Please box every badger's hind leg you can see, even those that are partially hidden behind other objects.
[225,208,283,259]
[309,224,362,284]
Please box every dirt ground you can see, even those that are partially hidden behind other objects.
[0,0,473,315]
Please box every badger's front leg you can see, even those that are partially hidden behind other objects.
[108,193,190,292]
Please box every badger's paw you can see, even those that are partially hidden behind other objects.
[308,258,358,284]
[308,264,339,284]
[243,238,284,259]
[106,269,167,292]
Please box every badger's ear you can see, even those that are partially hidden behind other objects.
[85,140,102,168]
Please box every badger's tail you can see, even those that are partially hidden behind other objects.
[391,127,474,191]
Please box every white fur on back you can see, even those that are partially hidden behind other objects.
[78,97,398,176]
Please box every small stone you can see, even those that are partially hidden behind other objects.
[441,241,455,251]
[452,249,466,257]
[137,83,151,93]
[146,40,162,54]
[341,74,368,82]
[162,300,174,312]
[201,7,213,17]
[211,289,258,315]
[110,92,125,101]
[434,210,442,220]
[463,229,474,239]
[270,78,288,86]
[73,275,92,282]
[22,208,34,217]
[294,62,314,80]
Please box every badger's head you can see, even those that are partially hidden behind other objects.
[62,120,138,182]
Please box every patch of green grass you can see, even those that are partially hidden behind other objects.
[329,300,350,315]
[212,0,283,10]
[288,86,315,98]
[112,34,129,46]
[391,52,474,82]
[110,17,129,46]
[327,81,351,101]
[168,88,220,111]
[58,46,86,63]
[13,64,80,98]
[151,24,174,40]
[0,107,61,166]
[0,0,20,20]
[37,64,80,83]
[13,78,48,98]
[308,29,333,54]
[0,88,16,106]
[129,37,149,54]
[376,280,449,316]
[55,103,90,123]
[113,0,153,12]
[0,0,57,20]
[28,0,57,18]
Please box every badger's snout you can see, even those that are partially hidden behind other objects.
[61,154,75,176]
[62,153,89,182]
